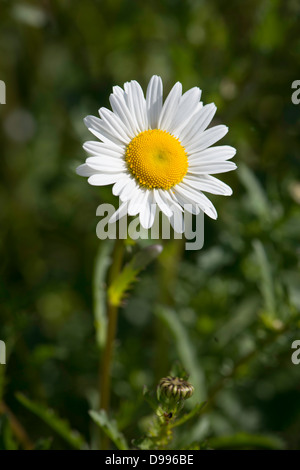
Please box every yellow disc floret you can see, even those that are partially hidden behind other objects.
[125,129,188,190]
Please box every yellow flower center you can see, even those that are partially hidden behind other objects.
[125,129,188,190]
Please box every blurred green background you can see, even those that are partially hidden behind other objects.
[1,0,300,450]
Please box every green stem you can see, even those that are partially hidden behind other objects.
[99,238,125,446]
[100,304,118,413]
[155,238,184,380]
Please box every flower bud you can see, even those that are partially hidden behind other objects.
[158,376,194,402]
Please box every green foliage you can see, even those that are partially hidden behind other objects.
[108,244,163,307]
[16,394,87,450]
[89,410,128,450]
[253,239,276,319]
[169,402,207,430]
[238,164,270,221]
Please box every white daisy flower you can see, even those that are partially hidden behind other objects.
[77,76,236,232]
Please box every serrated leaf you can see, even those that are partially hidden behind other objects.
[89,409,128,450]
[16,393,86,450]
[108,244,163,307]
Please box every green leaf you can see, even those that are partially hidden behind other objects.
[253,240,276,317]
[208,432,285,450]
[143,386,158,412]
[16,393,86,450]
[238,163,270,220]
[108,244,163,307]
[89,410,128,450]
[155,306,206,402]
[215,296,260,347]
[93,240,114,348]
[169,402,207,429]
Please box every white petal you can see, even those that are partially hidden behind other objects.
[112,86,125,98]
[124,80,147,133]
[165,189,184,212]
[87,174,121,186]
[186,125,228,154]
[119,177,139,202]
[83,140,123,157]
[188,161,237,174]
[137,190,156,229]
[179,103,217,144]
[158,82,182,132]
[127,187,145,216]
[86,156,126,172]
[98,107,132,143]
[112,176,131,196]
[76,163,96,177]
[153,189,173,218]
[173,190,201,215]
[170,87,202,135]
[144,189,184,232]
[147,192,157,228]
[109,201,128,224]
[170,205,185,233]
[146,75,163,129]
[188,145,236,163]
[184,174,233,195]
[139,190,152,229]
[175,183,218,219]
[109,92,138,136]
[84,115,127,147]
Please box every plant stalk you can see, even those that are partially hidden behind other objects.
[99,238,125,447]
